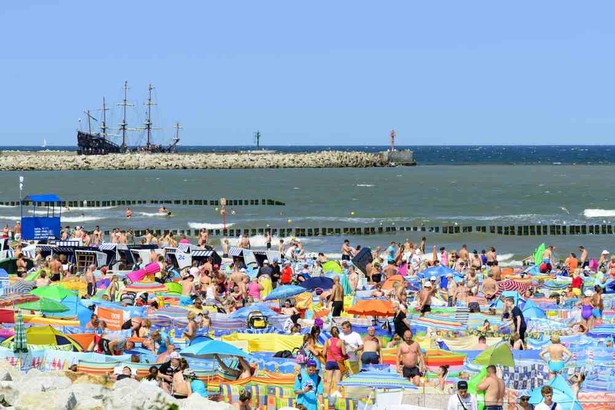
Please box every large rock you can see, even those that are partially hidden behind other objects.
[103,378,179,410]
[13,390,77,410]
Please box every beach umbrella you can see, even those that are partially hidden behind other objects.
[298,276,334,291]
[2,325,82,351]
[533,243,546,265]
[164,282,183,294]
[382,275,404,290]
[16,297,70,313]
[264,285,308,301]
[418,265,457,279]
[229,303,279,319]
[522,300,546,319]
[346,299,394,317]
[322,261,342,274]
[338,370,417,389]
[12,312,28,354]
[124,281,167,293]
[30,286,75,301]
[528,375,582,410]
[472,342,515,367]
[181,339,249,358]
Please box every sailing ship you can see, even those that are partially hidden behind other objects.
[77,82,180,155]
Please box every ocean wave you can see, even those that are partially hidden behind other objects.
[0,205,17,208]
[583,209,615,218]
[139,212,172,217]
[61,216,103,223]
[356,184,374,187]
[188,223,235,230]
[66,206,117,211]
[0,215,20,221]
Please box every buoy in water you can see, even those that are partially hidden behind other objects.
[287,219,292,224]
[350,211,355,215]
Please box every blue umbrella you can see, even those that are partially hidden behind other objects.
[229,303,279,319]
[528,375,582,410]
[298,276,334,291]
[181,339,249,358]
[264,285,307,301]
[418,265,457,279]
[522,300,546,319]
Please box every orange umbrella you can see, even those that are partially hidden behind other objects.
[382,274,404,290]
[346,300,395,317]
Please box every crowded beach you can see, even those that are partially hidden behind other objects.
[0,222,613,410]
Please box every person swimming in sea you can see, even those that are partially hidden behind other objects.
[158,206,172,217]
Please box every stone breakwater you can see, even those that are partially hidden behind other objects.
[0,363,234,409]
[0,151,389,170]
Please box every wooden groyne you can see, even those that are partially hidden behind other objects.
[9,198,285,207]
[107,224,615,238]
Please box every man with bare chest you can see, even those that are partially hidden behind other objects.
[477,365,505,410]
[396,330,425,386]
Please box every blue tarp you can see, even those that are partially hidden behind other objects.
[23,194,63,203]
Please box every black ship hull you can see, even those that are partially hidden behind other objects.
[77,131,124,155]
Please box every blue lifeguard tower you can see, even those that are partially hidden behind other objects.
[20,194,63,240]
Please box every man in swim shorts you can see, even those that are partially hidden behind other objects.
[539,335,572,378]
[396,330,424,386]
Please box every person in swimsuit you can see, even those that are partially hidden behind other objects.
[539,335,572,378]
[579,290,594,330]
[396,330,425,386]
[323,326,346,395]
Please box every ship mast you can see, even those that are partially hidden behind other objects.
[118,81,133,150]
[100,97,108,140]
[144,84,156,148]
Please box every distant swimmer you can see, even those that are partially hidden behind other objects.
[158,206,172,216]
[125,208,132,219]
[560,206,570,214]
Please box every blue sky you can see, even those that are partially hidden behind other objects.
[2,1,614,146]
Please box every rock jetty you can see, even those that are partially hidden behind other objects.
[0,363,233,410]
[0,151,389,171]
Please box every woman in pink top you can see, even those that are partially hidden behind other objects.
[247,277,263,302]
[323,326,346,395]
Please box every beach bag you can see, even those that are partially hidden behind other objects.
[294,346,308,364]
[273,350,293,358]
[247,311,268,329]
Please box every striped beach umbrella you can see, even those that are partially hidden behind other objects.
[13,312,28,354]
[338,370,417,389]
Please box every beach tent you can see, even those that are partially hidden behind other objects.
[338,370,417,389]
[1,325,82,351]
[298,276,334,291]
[351,247,373,274]
[522,299,546,319]
[493,290,524,309]
[16,297,70,313]
[264,285,308,301]
[472,342,515,367]
[321,260,342,274]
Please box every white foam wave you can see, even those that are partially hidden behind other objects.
[188,223,235,230]
[139,212,170,217]
[583,209,615,218]
[67,206,117,211]
[356,184,374,187]
[497,253,515,262]
[0,215,20,221]
[0,205,17,208]
[61,216,103,223]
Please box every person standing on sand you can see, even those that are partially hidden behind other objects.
[477,365,505,410]
[539,335,572,378]
[330,276,344,317]
[396,330,425,386]
[579,246,589,268]
[341,239,354,261]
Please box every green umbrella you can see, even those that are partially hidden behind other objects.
[17,297,70,313]
[472,342,515,367]
[322,260,342,274]
[30,286,75,301]
[13,312,28,354]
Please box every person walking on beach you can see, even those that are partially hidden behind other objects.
[505,297,527,342]
[534,386,561,410]
[340,321,363,375]
[416,281,433,317]
[578,245,589,268]
[294,359,324,410]
[539,335,571,378]
[84,264,97,297]
[330,276,344,317]
[477,365,505,410]
[396,330,425,386]
[323,326,346,396]
[341,239,354,261]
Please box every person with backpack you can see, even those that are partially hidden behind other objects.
[446,381,477,410]
[534,386,561,410]
[293,359,324,410]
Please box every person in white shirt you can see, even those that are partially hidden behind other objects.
[534,386,561,410]
[339,321,363,374]
[447,381,478,410]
